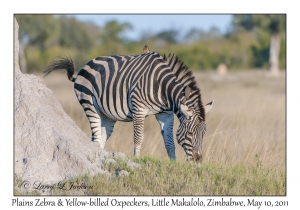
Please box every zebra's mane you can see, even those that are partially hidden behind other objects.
[163,54,206,121]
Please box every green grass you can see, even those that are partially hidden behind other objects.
[14,156,285,196]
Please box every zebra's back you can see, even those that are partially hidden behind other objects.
[74,53,169,122]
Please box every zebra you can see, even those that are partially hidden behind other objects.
[44,52,213,162]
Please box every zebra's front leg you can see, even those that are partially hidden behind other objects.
[132,112,146,157]
[155,111,176,160]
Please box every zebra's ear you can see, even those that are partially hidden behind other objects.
[205,100,214,114]
[184,85,192,99]
[180,103,193,119]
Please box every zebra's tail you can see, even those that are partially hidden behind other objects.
[44,56,76,82]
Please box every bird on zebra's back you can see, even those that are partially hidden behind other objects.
[44,53,214,163]
[143,44,150,53]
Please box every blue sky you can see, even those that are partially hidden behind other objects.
[73,15,233,41]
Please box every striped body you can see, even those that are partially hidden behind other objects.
[45,52,213,161]
[75,53,172,122]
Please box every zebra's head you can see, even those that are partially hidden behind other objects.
[177,86,214,162]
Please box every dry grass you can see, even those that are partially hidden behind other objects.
[40,69,285,171]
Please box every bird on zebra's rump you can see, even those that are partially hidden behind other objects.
[143,44,150,53]
[44,52,213,162]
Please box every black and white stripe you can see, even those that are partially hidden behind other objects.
[44,52,213,161]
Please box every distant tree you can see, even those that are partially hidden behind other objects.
[139,30,155,43]
[232,14,286,74]
[155,29,179,44]
[100,20,133,44]
[98,20,133,55]
[15,15,60,50]
[184,26,222,43]
[184,28,201,42]
[200,26,222,41]
[58,16,101,51]
[15,15,59,72]
[15,15,102,72]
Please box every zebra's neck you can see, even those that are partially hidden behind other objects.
[163,54,205,122]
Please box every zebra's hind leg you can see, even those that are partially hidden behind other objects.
[155,111,176,160]
[99,111,116,148]
[91,96,116,148]
[77,95,102,145]
[132,111,146,157]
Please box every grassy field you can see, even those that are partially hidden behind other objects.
[18,69,285,195]
[40,70,285,170]
[15,156,285,196]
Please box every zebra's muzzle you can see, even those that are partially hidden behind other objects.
[192,151,203,162]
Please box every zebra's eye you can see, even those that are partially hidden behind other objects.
[187,131,193,136]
